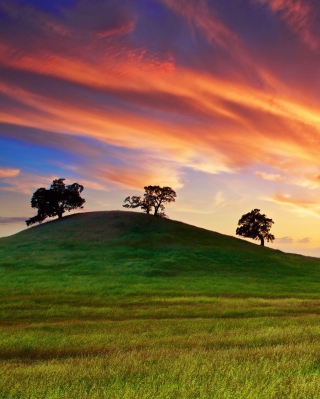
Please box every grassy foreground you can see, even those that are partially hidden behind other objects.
[1,211,320,398]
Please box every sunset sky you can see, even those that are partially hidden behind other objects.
[1,0,320,256]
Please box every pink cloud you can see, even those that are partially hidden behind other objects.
[297,237,311,243]
[0,168,20,178]
[277,236,293,243]
[162,0,239,49]
[0,173,55,195]
[0,216,26,225]
[255,171,286,181]
[254,0,319,49]
[96,21,135,38]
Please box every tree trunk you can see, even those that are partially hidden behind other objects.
[259,234,264,246]
[154,198,162,216]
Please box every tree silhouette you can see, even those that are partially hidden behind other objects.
[25,178,85,226]
[123,185,176,218]
[236,209,275,246]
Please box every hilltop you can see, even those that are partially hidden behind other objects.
[1,210,320,298]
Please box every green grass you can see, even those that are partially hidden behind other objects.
[1,211,320,398]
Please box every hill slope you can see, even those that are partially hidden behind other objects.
[1,210,320,299]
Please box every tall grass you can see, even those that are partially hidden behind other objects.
[2,315,320,398]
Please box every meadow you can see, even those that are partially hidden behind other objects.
[1,211,320,398]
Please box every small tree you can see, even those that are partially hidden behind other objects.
[123,185,176,218]
[25,178,85,226]
[236,209,274,246]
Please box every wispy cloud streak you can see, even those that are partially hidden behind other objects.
[0,216,26,225]
[254,0,319,49]
[0,168,20,178]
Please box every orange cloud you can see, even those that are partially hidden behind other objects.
[1,57,320,183]
[101,170,177,190]
[1,0,320,191]
[271,194,320,215]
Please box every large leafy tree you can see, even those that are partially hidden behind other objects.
[236,209,275,246]
[123,185,177,218]
[25,178,85,226]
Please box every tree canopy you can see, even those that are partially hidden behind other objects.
[25,178,85,226]
[236,209,275,246]
[123,185,177,218]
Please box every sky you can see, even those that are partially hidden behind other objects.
[1,0,320,256]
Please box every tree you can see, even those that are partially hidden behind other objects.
[25,178,85,226]
[123,185,177,218]
[236,209,275,246]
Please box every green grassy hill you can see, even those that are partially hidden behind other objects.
[1,210,320,299]
[2,211,320,398]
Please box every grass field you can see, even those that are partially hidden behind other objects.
[1,211,320,398]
